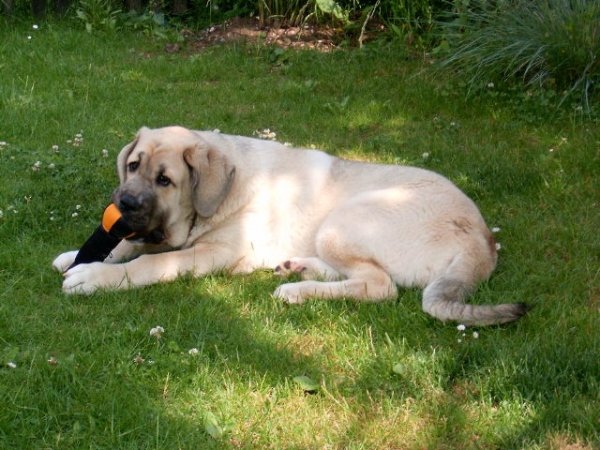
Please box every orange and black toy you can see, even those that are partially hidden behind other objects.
[68,203,136,270]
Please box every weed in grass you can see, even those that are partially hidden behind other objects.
[1,20,600,449]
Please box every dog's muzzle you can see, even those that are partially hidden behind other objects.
[112,186,162,238]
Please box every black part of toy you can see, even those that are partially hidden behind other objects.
[68,226,122,270]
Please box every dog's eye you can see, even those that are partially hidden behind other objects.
[157,174,171,186]
[128,161,139,172]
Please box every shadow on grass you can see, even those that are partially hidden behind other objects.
[338,308,600,449]
[127,276,600,449]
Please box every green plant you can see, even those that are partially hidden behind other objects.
[435,0,600,112]
[120,9,174,38]
[383,0,447,47]
[256,0,355,27]
[257,0,313,26]
[75,0,121,32]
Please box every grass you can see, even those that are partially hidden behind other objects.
[1,19,600,449]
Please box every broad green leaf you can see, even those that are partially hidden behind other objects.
[203,411,223,438]
[392,363,406,375]
[315,0,349,22]
[293,375,319,392]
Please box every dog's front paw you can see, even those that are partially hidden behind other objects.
[62,262,128,295]
[52,251,79,272]
[273,283,307,305]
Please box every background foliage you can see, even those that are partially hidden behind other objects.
[3,0,598,115]
[435,0,600,113]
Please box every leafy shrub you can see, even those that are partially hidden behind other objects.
[74,0,179,38]
[381,0,448,47]
[257,0,313,26]
[75,0,121,32]
[435,0,599,111]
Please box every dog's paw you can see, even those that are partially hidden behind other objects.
[62,262,127,295]
[274,259,306,277]
[52,251,79,272]
[273,283,307,305]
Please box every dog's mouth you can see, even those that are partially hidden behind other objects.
[127,228,166,245]
[120,212,167,245]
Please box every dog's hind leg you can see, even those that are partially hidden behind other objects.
[273,261,398,304]
[422,256,529,326]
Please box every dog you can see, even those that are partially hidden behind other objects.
[53,126,528,325]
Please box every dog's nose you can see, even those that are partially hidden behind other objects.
[119,193,141,212]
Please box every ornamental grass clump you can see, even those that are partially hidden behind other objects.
[436,0,599,110]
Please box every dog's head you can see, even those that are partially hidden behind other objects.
[113,126,236,247]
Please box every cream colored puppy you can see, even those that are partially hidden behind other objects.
[53,126,528,325]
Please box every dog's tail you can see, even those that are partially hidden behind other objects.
[422,277,529,326]
[421,254,529,326]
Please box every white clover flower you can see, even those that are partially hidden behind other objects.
[487,82,494,89]
[32,161,42,171]
[188,348,199,356]
[7,362,16,369]
[32,24,39,29]
[72,134,84,147]
[52,145,59,152]
[27,35,32,40]
[472,331,479,339]
[76,204,81,210]
[422,152,430,159]
[0,141,7,147]
[48,163,55,169]
[0,210,3,219]
[495,242,502,251]
[71,212,78,218]
[102,149,109,158]
[150,326,165,338]
[212,129,221,134]
[254,128,277,140]
[457,324,466,331]
[492,227,501,233]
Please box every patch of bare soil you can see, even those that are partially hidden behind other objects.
[174,17,342,53]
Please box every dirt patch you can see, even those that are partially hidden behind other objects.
[169,17,343,54]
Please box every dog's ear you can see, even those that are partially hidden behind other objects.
[183,144,236,218]
[116,128,147,184]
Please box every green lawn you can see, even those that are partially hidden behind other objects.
[0,20,599,449]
